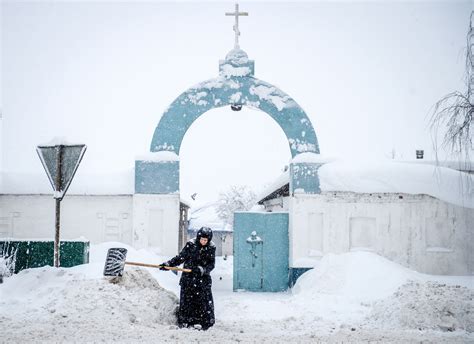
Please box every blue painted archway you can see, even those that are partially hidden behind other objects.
[136,48,322,194]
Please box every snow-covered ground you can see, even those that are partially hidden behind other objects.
[0,242,472,343]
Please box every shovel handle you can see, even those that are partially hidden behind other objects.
[125,261,192,273]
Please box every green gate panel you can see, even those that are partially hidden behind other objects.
[233,212,289,292]
[0,240,90,274]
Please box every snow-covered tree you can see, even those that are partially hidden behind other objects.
[430,12,474,165]
[216,185,257,228]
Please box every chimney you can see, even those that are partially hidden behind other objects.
[416,150,424,159]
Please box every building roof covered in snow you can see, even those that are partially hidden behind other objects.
[257,158,474,209]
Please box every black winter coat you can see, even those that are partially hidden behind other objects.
[165,239,216,328]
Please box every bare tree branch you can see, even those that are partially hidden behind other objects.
[430,12,474,165]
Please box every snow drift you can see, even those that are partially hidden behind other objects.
[292,251,474,333]
[368,281,474,332]
[292,251,414,303]
[0,246,472,342]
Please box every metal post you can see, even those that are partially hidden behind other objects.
[54,198,61,268]
[54,145,63,268]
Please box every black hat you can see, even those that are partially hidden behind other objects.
[197,227,213,242]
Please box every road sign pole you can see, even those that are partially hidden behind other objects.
[54,145,63,268]
[36,141,86,268]
[54,198,61,268]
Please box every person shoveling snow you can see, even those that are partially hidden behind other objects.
[102,230,216,331]
[160,227,216,331]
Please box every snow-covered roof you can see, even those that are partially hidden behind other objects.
[258,159,474,209]
[397,159,473,173]
[1,170,135,195]
[188,202,231,231]
[3,159,472,209]
[179,196,194,208]
[257,170,289,204]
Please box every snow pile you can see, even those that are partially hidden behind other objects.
[292,252,413,303]
[291,251,474,336]
[0,245,472,342]
[88,241,180,294]
[367,281,474,332]
[0,242,183,341]
[0,264,178,341]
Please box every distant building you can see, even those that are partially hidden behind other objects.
[187,203,233,257]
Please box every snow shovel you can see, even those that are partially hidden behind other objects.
[103,247,192,277]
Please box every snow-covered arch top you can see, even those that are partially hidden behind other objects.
[151,49,319,158]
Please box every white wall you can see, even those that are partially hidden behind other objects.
[289,192,473,275]
[132,194,180,256]
[0,195,133,244]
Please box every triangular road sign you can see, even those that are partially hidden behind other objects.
[36,144,87,200]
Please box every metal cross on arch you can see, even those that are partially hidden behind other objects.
[225,3,248,49]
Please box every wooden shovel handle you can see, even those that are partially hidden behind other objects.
[125,261,192,273]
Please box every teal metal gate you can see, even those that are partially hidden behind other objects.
[233,212,289,292]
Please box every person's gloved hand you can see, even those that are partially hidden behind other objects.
[159,262,168,271]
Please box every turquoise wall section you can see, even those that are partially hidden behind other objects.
[135,160,179,194]
[233,211,289,292]
[290,162,323,194]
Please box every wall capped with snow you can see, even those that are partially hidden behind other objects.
[289,192,474,275]
[0,195,133,244]
[0,194,181,257]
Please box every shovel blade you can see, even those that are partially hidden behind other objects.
[103,247,128,277]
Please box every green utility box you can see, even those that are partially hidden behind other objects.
[0,240,89,273]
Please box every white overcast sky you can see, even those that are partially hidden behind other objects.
[1,0,472,202]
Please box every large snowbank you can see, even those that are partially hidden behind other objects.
[0,245,472,342]
[0,266,178,341]
[292,251,473,333]
[367,281,474,332]
[292,251,414,303]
